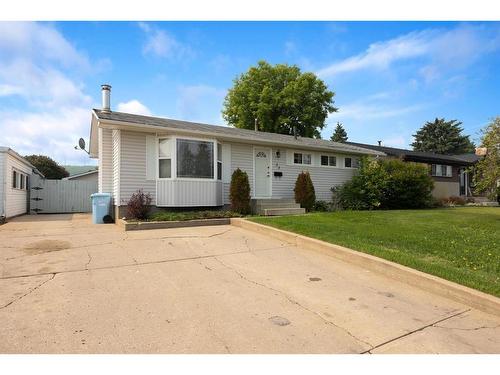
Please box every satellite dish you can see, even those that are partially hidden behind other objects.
[78,138,86,150]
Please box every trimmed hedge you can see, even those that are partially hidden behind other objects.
[230,168,251,214]
[294,171,316,212]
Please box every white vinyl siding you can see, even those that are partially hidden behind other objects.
[226,142,254,203]
[5,153,32,218]
[119,131,156,205]
[145,135,157,180]
[0,153,5,217]
[274,148,357,201]
[98,128,113,195]
[112,129,121,204]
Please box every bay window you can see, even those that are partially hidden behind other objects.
[176,139,214,179]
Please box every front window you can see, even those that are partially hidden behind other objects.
[294,152,311,165]
[12,170,17,188]
[177,139,214,179]
[321,155,337,167]
[431,164,452,177]
[344,157,352,168]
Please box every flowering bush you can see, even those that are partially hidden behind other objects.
[126,189,152,220]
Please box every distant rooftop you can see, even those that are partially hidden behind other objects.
[63,165,98,177]
[345,142,479,165]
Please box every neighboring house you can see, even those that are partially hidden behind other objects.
[0,147,43,219]
[89,85,382,217]
[346,142,480,199]
[62,168,98,183]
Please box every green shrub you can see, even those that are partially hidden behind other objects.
[497,185,500,204]
[313,200,331,212]
[294,171,316,212]
[334,157,434,210]
[381,159,435,209]
[230,168,251,214]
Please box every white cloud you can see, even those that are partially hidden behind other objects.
[331,102,423,121]
[0,22,99,164]
[0,107,93,165]
[117,100,152,116]
[138,22,193,60]
[0,22,89,69]
[317,25,500,79]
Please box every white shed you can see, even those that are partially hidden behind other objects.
[0,147,40,220]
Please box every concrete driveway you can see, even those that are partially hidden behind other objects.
[0,214,499,354]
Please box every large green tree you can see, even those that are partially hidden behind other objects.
[411,118,475,154]
[222,60,337,138]
[24,155,69,179]
[473,117,500,199]
[331,122,348,143]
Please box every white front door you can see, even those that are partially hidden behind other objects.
[254,148,271,197]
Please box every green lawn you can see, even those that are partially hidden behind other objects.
[250,207,500,297]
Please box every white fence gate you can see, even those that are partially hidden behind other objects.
[30,175,98,214]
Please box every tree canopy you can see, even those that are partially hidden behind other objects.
[331,122,348,143]
[473,117,500,199]
[24,154,69,179]
[222,60,337,138]
[411,118,475,154]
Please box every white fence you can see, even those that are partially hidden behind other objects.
[30,175,98,213]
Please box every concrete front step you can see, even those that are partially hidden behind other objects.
[263,207,306,216]
[252,198,296,204]
[480,201,499,207]
[255,202,301,209]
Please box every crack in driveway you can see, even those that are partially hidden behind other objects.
[212,256,374,350]
[0,273,56,310]
[362,308,471,353]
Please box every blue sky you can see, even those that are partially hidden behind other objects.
[0,21,499,165]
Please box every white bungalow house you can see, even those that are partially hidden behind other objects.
[0,147,42,220]
[89,85,383,217]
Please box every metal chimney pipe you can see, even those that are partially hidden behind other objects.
[101,84,111,112]
[254,118,258,132]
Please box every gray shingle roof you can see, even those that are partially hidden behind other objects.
[93,109,384,156]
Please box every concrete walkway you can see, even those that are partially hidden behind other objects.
[0,214,498,353]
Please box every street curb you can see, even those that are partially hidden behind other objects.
[230,218,500,317]
[120,218,230,231]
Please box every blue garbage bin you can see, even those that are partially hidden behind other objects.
[91,193,112,224]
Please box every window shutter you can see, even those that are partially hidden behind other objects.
[222,143,231,183]
[146,135,156,180]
